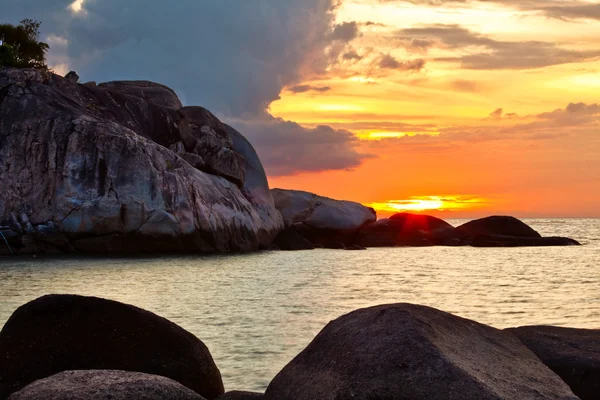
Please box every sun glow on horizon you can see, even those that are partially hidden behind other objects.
[368,196,489,213]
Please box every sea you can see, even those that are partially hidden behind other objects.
[0,218,598,392]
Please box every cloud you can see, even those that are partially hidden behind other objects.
[394,24,600,69]
[379,54,426,71]
[331,21,360,42]
[342,50,363,60]
[287,85,331,94]
[489,108,503,118]
[229,117,373,177]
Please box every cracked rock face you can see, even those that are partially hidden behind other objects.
[0,68,283,254]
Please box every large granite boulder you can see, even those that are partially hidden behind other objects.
[273,227,316,251]
[507,326,600,400]
[471,234,581,247]
[456,216,541,240]
[0,295,224,400]
[358,213,456,247]
[0,68,283,254]
[8,370,206,400]
[265,303,579,400]
[216,392,263,400]
[271,189,376,248]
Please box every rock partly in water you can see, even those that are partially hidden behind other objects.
[273,228,315,251]
[0,295,224,400]
[358,213,455,247]
[271,189,376,248]
[265,303,579,400]
[344,244,367,251]
[0,68,283,254]
[216,391,263,400]
[507,325,600,400]
[471,234,581,247]
[8,370,206,400]
[456,216,541,239]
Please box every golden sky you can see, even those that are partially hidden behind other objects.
[268,0,600,218]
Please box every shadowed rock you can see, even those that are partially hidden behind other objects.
[0,295,224,400]
[507,325,600,400]
[456,216,541,239]
[271,189,376,248]
[358,213,455,247]
[265,303,579,400]
[216,392,263,400]
[273,227,315,251]
[471,234,580,247]
[8,370,206,400]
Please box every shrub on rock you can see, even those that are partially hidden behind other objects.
[0,295,224,400]
[7,370,206,400]
[265,303,579,400]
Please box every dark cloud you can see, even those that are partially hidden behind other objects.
[342,50,363,60]
[287,85,331,93]
[379,53,426,71]
[229,117,373,177]
[394,24,600,69]
[331,21,360,42]
[489,108,503,118]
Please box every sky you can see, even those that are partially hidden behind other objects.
[2,0,599,218]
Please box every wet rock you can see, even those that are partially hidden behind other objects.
[273,228,315,251]
[8,370,206,400]
[265,303,579,400]
[216,392,263,400]
[456,216,541,239]
[344,244,367,250]
[271,189,376,247]
[0,294,224,400]
[471,234,581,247]
[507,325,600,400]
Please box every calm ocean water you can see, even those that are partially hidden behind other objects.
[0,218,598,392]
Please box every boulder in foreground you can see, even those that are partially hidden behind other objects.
[0,295,224,400]
[507,325,600,400]
[8,370,205,400]
[271,189,376,248]
[216,391,263,400]
[265,303,579,400]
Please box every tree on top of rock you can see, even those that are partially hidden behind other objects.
[0,19,49,69]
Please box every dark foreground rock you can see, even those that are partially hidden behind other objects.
[0,295,224,400]
[8,370,205,400]
[216,391,263,400]
[271,189,376,248]
[358,213,456,247]
[265,303,578,400]
[472,234,581,247]
[507,326,600,400]
[0,68,283,255]
[456,216,541,239]
[273,227,316,251]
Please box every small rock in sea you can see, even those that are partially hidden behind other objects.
[7,370,206,400]
[506,325,600,400]
[455,216,541,239]
[264,303,579,400]
[0,295,224,400]
[344,244,367,251]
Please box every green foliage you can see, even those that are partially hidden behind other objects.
[0,19,49,69]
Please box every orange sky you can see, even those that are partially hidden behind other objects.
[267,0,600,218]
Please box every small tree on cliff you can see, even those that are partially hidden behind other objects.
[0,19,49,69]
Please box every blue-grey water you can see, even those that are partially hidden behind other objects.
[0,218,598,392]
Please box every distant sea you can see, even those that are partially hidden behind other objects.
[0,218,598,392]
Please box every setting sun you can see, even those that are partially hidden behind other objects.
[367,196,490,216]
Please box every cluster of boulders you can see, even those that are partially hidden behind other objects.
[0,68,580,255]
[0,295,597,399]
[271,190,580,250]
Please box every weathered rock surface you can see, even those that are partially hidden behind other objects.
[471,234,581,247]
[456,216,541,239]
[0,68,283,254]
[8,370,206,400]
[271,189,376,247]
[507,325,600,400]
[273,227,315,251]
[265,303,579,400]
[216,391,263,400]
[358,213,455,247]
[0,294,224,400]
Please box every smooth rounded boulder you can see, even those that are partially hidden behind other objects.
[471,234,581,247]
[358,213,455,247]
[506,326,600,400]
[8,370,206,400]
[265,303,579,400]
[0,295,224,400]
[456,216,541,239]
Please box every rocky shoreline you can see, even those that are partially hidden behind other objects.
[0,295,597,399]
[0,67,580,255]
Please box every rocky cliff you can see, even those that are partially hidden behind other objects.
[0,68,283,254]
